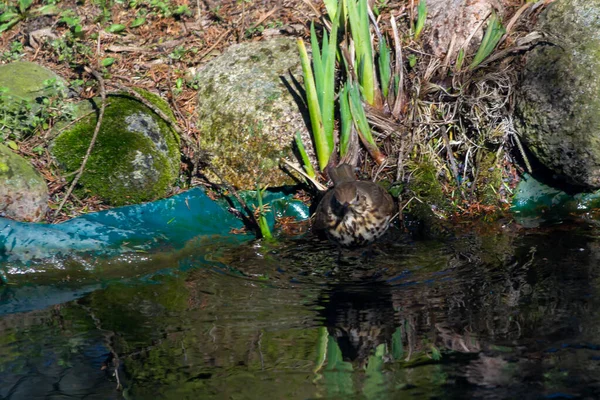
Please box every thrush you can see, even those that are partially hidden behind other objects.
[313,164,395,247]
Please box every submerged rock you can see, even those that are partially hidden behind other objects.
[195,38,312,189]
[0,144,48,222]
[516,0,600,189]
[50,90,180,205]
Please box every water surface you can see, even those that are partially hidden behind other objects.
[2,220,600,399]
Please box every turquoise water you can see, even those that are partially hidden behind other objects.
[2,219,600,399]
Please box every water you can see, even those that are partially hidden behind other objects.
[2,219,600,399]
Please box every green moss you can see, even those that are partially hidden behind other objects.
[474,150,504,205]
[51,90,180,205]
[0,61,66,101]
[406,158,447,206]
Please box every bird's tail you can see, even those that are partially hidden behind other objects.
[327,164,356,185]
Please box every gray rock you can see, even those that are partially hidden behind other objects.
[423,0,498,59]
[50,90,180,206]
[0,144,48,222]
[196,38,312,189]
[516,0,600,189]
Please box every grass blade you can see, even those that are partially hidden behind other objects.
[455,48,465,71]
[297,38,330,170]
[324,0,338,21]
[321,17,338,153]
[310,22,324,109]
[378,37,391,98]
[339,83,352,157]
[346,0,376,105]
[414,0,427,40]
[469,12,506,69]
[348,83,386,164]
[256,185,272,240]
[295,132,316,178]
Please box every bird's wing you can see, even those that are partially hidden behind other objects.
[357,182,395,215]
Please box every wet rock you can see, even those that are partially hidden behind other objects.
[516,0,600,189]
[50,90,180,205]
[195,38,312,189]
[0,144,48,222]
[422,0,499,59]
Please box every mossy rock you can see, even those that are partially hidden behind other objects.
[0,144,48,222]
[516,0,600,189]
[50,90,180,206]
[195,38,312,189]
[0,61,67,102]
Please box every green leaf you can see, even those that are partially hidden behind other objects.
[0,12,19,23]
[34,4,59,15]
[414,0,427,40]
[107,23,126,33]
[295,132,316,179]
[339,83,352,157]
[130,17,146,28]
[324,0,338,21]
[378,38,391,98]
[321,17,338,153]
[455,48,465,71]
[101,57,115,67]
[348,82,385,164]
[469,12,505,69]
[346,0,376,105]
[408,54,417,68]
[6,140,18,151]
[0,19,20,33]
[297,38,329,171]
[18,0,34,14]
[255,185,272,240]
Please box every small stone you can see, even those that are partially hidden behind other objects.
[0,144,49,222]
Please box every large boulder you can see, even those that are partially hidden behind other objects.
[516,0,600,189]
[195,38,311,189]
[0,144,48,222]
[50,90,180,205]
